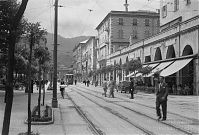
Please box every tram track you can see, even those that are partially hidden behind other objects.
[70,86,196,135]
[77,85,199,123]
[65,91,104,135]
[68,87,155,135]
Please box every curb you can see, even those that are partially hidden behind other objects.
[24,109,54,125]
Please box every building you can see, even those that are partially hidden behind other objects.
[73,40,87,82]
[73,37,97,82]
[95,10,160,84]
[106,0,199,95]
[81,37,97,82]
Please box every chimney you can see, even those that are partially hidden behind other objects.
[124,0,129,12]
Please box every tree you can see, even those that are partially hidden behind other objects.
[125,59,142,78]
[1,0,29,135]
[34,46,50,118]
[138,66,153,76]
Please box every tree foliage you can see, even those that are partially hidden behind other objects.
[125,59,142,72]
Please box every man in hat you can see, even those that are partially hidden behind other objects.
[156,75,168,121]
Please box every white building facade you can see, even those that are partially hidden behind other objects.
[107,0,199,95]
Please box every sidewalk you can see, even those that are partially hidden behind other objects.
[76,83,199,120]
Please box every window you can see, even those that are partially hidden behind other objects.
[174,0,179,12]
[186,0,191,5]
[132,18,137,26]
[119,18,123,25]
[118,30,123,39]
[132,30,137,39]
[145,30,150,38]
[162,5,167,18]
[145,19,150,26]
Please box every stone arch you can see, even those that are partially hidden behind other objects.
[154,47,162,61]
[182,45,193,56]
[181,45,194,95]
[166,45,176,59]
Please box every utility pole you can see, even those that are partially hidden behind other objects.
[27,32,34,135]
[52,0,58,108]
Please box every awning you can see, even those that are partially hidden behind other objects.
[160,58,193,77]
[126,71,138,77]
[147,61,173,77]
[125,65,149,77]
[147,63,159,68]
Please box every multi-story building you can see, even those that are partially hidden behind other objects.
[73,37,97,82]
[106,0,199,95]
[95,10,160,84]
[81,37,97,82]
[73,40,87,82]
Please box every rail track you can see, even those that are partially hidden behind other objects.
[70,86,196,135]
[65,92,104,135]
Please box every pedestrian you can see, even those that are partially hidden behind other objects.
[83,80,86,86]
[156,76,168,121]
[102,79,108,97]
[74,79,77,85]
[129,78,134,99]
[60,79,65,99]
[87,80,90,87]
[108,77,115,98]
[95,80,98,87]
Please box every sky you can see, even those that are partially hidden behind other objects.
[23,0,160,38]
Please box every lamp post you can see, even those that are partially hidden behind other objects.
[52,0,58,108]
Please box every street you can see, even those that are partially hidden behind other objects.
[0,83,199,135]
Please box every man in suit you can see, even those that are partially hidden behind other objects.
[156,76,169,121]
[129,78,134,99]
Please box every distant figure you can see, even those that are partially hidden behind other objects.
[129,78,134,99]
[87,80,90,87]
[156,76,168,121]
[83,80,86,86]
[108,77,115,98]
[102,79,108,97]
[60,79,65,99]
[95,80,98,87]
[74,79,77,85]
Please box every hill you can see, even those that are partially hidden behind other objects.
[46,33,89,68]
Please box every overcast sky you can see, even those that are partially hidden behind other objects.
[24,0,160,38]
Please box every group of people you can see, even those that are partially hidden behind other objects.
[59,75,169,121]
[102,75,168,121]
[83,80,90,87]
[102,77,115,98]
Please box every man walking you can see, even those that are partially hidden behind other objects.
[156,76,168,121]
[129,78,134,99]
[108,77,115,98]
[102,79,108,97]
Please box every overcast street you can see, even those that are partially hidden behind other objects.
[0,83,198,135]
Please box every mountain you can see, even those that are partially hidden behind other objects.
[46,33,89,68]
